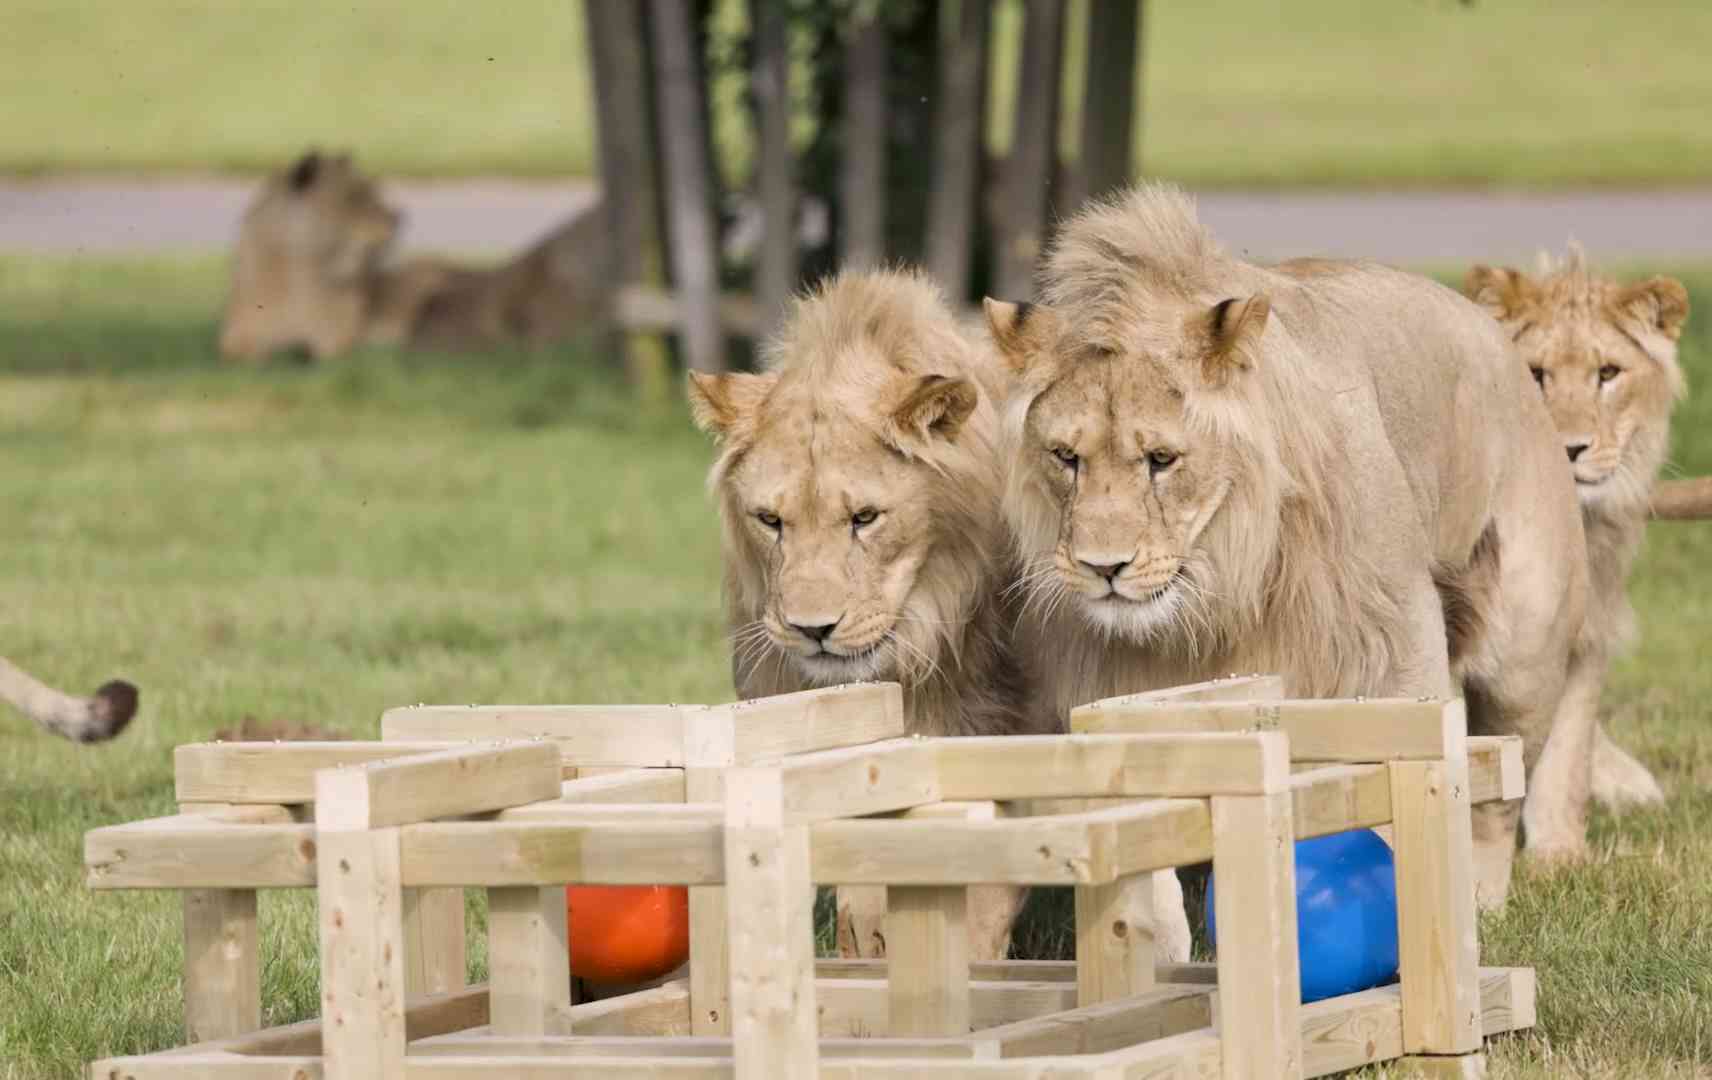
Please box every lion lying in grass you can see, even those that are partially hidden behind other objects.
[0,656,136,743]
[218,150,605,361]
[1467,249,1690,811]
[987,183,1591,911]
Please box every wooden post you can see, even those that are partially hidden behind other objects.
[751,0,797,328]
[486,886,572,1036]
[992,0,1067,299]
[1390,758,1483,1056]
[1061,0,1142,210]
[402,888,466,998]
[1074,873,1156,1008]
[647,0,724,372]
[924,0,991,300]
[1211,791,1303,1080]
[684,715,734,1036]
[316,827,407,1079]
[841,8,889,271]
[886,803,978,1036]
[181,889,260,1043]
[725,767,818,1079]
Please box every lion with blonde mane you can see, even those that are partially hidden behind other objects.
[688,268,1052,960]
[1467,249,1690,810]
[986,184,1591,909]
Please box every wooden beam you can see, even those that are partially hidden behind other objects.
[840,9,889,270]
[317,827,407,1078]
[182,888,260,1043]
[924,0,992,300]
[175,741,460,805]
[723,682,907,764]
[647,0,724,371]
[992,0,1067,299]
[403,887,467,999]
[1071,698,1467,763]
[86,815,317,889]
[314,741,561,830]
[399,820,724,887]
[976,981,1212,1055]
[487,886,572,1037]
[750,0,797,328]
[815,978,1076,1037]
[1074,872,1156,1008]
[381,705,690,769]
[936,731,1291,799]
[1211,791,1303,1078]
[1106,673,1285,703]
[772,738,940,822]
[884,802,982,1037]
[723,767,818,1078]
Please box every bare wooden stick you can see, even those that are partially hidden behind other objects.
[1211,791,1304,1078]
[181,889,259,1043]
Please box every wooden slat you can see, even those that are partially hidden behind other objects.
[724,682,907,764]
[774,737,940,822]
[497,769,686,816]
[382,705,689,768]
[1390,760,1482,1054]
[1105,673,1286,704]
[1469,735,1525,802]
[723,767,817,1078]
[1292,763,1393,838]
[317,828,407,1078]
[978,982,1212,1056]
[399,820,724,887]
[924,0,992,299]
[411,1034,980,1059]
[816,958,1076,983]
[182,888,260,1043]
[884,802,980,1036]
[840,9,888,270]
[314,741,560,830]
[1211,791,1303,1079]
[487,887,571,1036]
[937,731,1290,799]
[86,816,317,889]
[557,979,692,1037]
[174,741,460,804]
[1071,698,1466,762]
[1074,872,1155,1008]
[816,978,1076,1037]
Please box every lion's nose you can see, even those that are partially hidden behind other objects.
[1079,559,1130,582]
[1565,441,1590,462]
[789,619,840,644]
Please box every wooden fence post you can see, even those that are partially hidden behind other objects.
[181,888,260,1043]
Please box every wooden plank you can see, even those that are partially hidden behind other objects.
[174,741,459,804]
[887,886,970,1035]
[684,717,731,1037]
[1480,966,1536,1035]
[647,0,725,372]
[750,0,796,327]
[410,1034,980,1059]
[775,738,940,822]
[924,0,992,299]
[560,768,685,805]
[723,767,818,1078]
[317,827,407,1078]
[1468,735,1525,802]
[725,682,907,764]
[1061,0,1142,210]
[381,705,689,768]
[1072,698,1466,763]
[816,978,1076,1037]
[1211,792,1303,1079]
[181,888,260,1043]
[1292,763,1393,839]
[992,0,1067,299]
[399,820,724,887]
[403,888,467,997]
[487,886,572,1036]
[165,984,488,1057]
[816,958,1075,983]
[1390,760,1482,1054]
[977,981,1211,1056]
[937,731,1290,799]
[86,1054,324,1079]
[314,741,561,830]
[840,9,888,270]
[1074,872,1155,1008]
[86,816,317,889]
[558,979,692,1036]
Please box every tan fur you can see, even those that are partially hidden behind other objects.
[1467,249,1690,810]
[0,655,137,743]
[689,269,1051,961]
[989,184,1590,908]
[219,151,606,361]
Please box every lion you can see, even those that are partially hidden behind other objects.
[687,268,1063,963]
[218,150,606,361]
[0,655,137,743]
[985,184,1591,913]
[1467,250,1690,811]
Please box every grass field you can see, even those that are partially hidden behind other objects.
[5,0,1712,188]
[1,257,1711,1078]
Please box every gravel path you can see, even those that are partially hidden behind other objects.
[3,177,1711,266]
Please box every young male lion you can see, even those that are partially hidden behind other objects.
[688,269,1055,961]
[0,655,137,743]
[219,150,605,360]
[1467,250,1690,811]
[986,184,1590,912]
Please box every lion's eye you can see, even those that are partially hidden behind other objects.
[1598,364,1622,384]
[755,510,782,530]
[1148,449,1180,472]
[851,507,880,528]
[1529,367,1546,386]
[1050,446,1079,468]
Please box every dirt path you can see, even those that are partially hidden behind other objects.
[3,177,1710,265]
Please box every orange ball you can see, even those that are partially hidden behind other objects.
[565,885,690,985]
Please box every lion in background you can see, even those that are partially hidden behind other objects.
[688,268,1057,962]
[1467,249,1690,811]
[0,655,137,743]
[986,184,1590,913]
[218,150,607,361]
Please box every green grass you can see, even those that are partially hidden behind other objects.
[2,256,1711,1078]
[4,0,1712,187]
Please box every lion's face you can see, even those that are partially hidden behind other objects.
[1467,261,1687,510]
[253,151,402,282]
[988,293,1268,642]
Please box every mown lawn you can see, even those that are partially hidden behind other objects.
[0,257,1710,1078]
[4,0,1712,188]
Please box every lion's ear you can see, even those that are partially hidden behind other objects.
[686,370,776,441]
[983,298,1059,375]
[1613,276,1690,341]
[1199,294,1270,388]
[887,374,979,447]
[1464,265,1536,321]
[288,150,323,192]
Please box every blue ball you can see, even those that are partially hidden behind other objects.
[1204,828,1399,1004]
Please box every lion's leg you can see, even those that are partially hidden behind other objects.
[966,885,1029,962]
[1521,647,1599,862]
[834,885,888,958]
[1592,721,1665,809]
[1151,868,1191,964]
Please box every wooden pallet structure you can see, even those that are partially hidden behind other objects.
[85,675,1534,1078]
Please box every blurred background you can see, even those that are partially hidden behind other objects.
[4,3,1712,1078]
